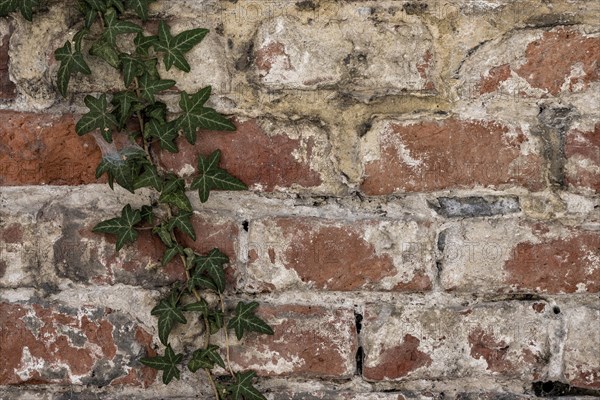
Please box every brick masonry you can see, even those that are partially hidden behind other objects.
[0,1,599,399]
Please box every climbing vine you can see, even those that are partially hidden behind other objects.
[1,1,273,398]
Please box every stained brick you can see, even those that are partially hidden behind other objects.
[362,302,557,381]
[565,122,600,193]
[245,217,434,292]
[226,304,357,378]
[360,117,543,194]
[0,302,156,386]
[0,112,101,186]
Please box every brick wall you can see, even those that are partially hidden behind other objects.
[1,0,599,399]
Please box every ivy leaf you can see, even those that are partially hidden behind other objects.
[102,8,142,45]
[54,41,92,98]
[140,205,153,223]
[175,89,236,144]
[182,299,208,313]
[208,310,224,335]
[111,91,139,128]
[0,0,40,20]
[162,245,182,266]
[96,146,147,192]
[125,0,156,21]
[78,1,97,28]
[227,301,274,341]
[90,36,121,68]
[165,211,196,241]
[134,164,163,191]
[138,73,175,102]
[160,189,192,212]
[140,344,183,385]
[76,94,118,142]
[151,296,187,345]
[144,102,168,123]
[92,204,141,251]
[120,54,144,87]
[194,248,228,293]
[228,371,267,400]
[84,0,107,12]
[188,344,225,372]
[154,21,208,72]
[73,28,89,53]
[134,32,158,56]
[190,150,246,203]
[188,267,218,293]
[153,224,173,247]
[144,120,178,153]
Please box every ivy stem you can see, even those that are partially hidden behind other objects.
[132,77,148,154]
[219,294,236,377]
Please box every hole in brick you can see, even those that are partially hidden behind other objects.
[357,121,372,137]
[553,306,561,314]
[354,311,363,334]
[242,220,249,232]
[355,346,364,375]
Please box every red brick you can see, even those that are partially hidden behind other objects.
[0,112,102,185]
[440,220,600,294]
[158,118,333,193]
[563,305,600,389]
[245,217,434,292]
[362,302,555,381]
[0,25,16,100]
[0,302,156,386]
[565,122,600,193]
[226,304,357,378]
[360,118,543,194]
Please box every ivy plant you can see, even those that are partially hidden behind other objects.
[1,1,273,398]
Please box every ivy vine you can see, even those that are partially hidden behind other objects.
[1,1,273,398]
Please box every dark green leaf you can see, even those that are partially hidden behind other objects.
[144,120,178,152]
[140,344,183,385]
[182,298,208,313]
[111,90,139,128]
[120,54,144,86]
[140,205,153,223]
[174,89,235,144]
[208,310,224,335]
[54,41,92,97]
[95,146,147,192]
[134,32,158,56]
[188,344,225,372]
[154,21,208,72]
[144,102,167,123]
[84,0,107,12]
[92,204,141,251]
[228,371,266,400]
[165,211,196,241]
[138,73,175,102]
[151,298,187,345]
[188,269,218,293]
[76,94,118,142]
[0,0,41,20]
[162,245,182,266]
[227,301,274,341]
[102,8,142,45]
[125,0,156,21]
[134,164,163,191]
[193,248,228,293]
[73,28,89,53]
[90,37,121,68]
[190,150,246,203]
[79,1,97,28]
[107,0,125,13]
[160,189,192,212]
[153,224,173,247]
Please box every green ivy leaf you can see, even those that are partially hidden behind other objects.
[78,1,97,28]
[160,189,192,212]
[175,88,236,144]
[188,268,218,293]
[125,0,156,21]
[144,120,178,153]
[111,91,139,128]
[188,344,225,372]
[134,32,158,56]
[182,298,208,313]
[153,224,174,247]
[90,36,121,68]
[193,248,228,293]
[151,296,187,345]
[144,102,168,123]
[84,0,107,12]
[162,245,182,266]
[165,211,196,241]
[134,164,163,191]
[92,204,142,251]
[190,150,246,203]
[227,301,274,341]
[228,371,267,400]
[54,41,92,98]
[0,0,40,20]
[107,0,125,14]
[120,54,144,86]
[138,73,176,102]
[76,94,118,142]
[208,310,224,335]
[154,21,208,72]
[140,344,183,385]
[96,146,147,192]
[102,8,142,46]
[140,205,153,223]
[73,28,89,53]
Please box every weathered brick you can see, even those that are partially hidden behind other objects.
[0,217,37,288]
[565,122,600,193]
[362,301,557,381]
[226,304,357,378]
[158,118,340,194]
[0,112,101,185]
[253,12,435,96]
[439,220,600,294]
[0,302,156,386]
[245,217,434,292]
[563,305,600,389]
[360,117,543,194]
[0,21,16,100]
[460,27,600,99]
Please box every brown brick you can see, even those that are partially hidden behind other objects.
[360,117,543,194]
[245,217,434,292]
[158,118,337,193]
[0,218,37,288]
[565,122,600,193]
[362,302,556,381]
[0,112,102,185]
[0,302,156,386]
[226,304,357,378]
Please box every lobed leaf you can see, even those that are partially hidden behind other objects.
[227,301,274,340]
